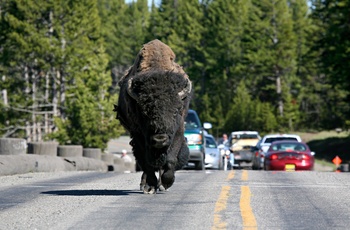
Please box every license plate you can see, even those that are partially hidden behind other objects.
[235,155,241,159]
[285,164,295,171]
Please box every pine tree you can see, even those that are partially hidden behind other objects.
[195,0,253,131]
[250,100,278,133]
[165,0,205,113]
[224,81,254,131]
[244,0,297,130]
[126,0,150,59]
[146,0,160,40]
[98,0,132,93]
[314,0,350,129]
[147,0,206,114]
[48,0,123,149]
[98,0,131,70]
[99,0,150,94]
[0,0,123,148]
[0,0,54,140]
[287,0,327,130]
[278,83,300,131]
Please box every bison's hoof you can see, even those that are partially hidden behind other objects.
[158,185,167,191]
[143,184,156,194]
[161,171,175,190]
[140,184,145,191]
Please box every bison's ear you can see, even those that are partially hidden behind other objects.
[127,78,139,101]
[178,78,192,99]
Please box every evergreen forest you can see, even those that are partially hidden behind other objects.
[0,0,349,150]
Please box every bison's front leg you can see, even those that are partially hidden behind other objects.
[130,135,157,194]
[140,171,158,194]
[140,172,147,191]
[142,168,158,194]
[160,165,175,190]
[160,138,189,190]
[157,168,169,191]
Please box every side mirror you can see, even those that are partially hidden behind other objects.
[203,122,212,130]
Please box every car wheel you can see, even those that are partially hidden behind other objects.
[252,163,257,170]
[219,157,224,170]
[263,163,267,170]
[195,160,205,170]
[195,154,205,170]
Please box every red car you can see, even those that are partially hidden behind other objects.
[264,141,315,171]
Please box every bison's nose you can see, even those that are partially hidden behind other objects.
[151,134,169,148]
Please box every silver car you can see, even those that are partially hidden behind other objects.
[204,134,222,170]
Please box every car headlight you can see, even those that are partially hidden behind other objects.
[220,149,231,157]
[185,134,202,145]
[220,149,225,156]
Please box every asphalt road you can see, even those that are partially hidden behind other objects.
[1,169,349,230]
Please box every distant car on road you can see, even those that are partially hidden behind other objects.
[228,131,261,166]
[251,134,302,170]
[204,134,222,170]
[184,109,212,170]
[264,140,315,171]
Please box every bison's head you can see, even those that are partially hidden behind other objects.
[127,70,191,166]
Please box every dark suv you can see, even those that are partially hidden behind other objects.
[184,109,212,170]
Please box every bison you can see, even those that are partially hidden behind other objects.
[114,40,191,194]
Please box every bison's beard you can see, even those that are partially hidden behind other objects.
[146,147,168,168]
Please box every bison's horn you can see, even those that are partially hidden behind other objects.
[178,79,192,99]
[127,78,139,101]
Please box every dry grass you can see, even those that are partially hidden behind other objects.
[294,131,349,143]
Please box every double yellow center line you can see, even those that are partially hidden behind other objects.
[212,170,257,230]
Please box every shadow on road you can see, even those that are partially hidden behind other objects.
[41,189,143,196]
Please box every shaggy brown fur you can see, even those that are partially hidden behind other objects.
[115,40,191,194]
[119,39,188,85]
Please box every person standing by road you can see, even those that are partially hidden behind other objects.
[121,149,132,163]
[219,133,234,169]
[220,133,228,145]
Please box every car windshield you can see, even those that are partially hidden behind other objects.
[230,134,259,145]
[185,113,200,129]
[205,137,217,148]
[270,143,307,151]
[265,137,298,143]
[255,139,262,148]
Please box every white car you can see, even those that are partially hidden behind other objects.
[251,134,302,170]
[204,134,222,170]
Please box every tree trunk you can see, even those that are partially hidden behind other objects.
[24,66,32,142]
[45,72,50,135]
[32,71,37,141]
[276,75,283,117]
